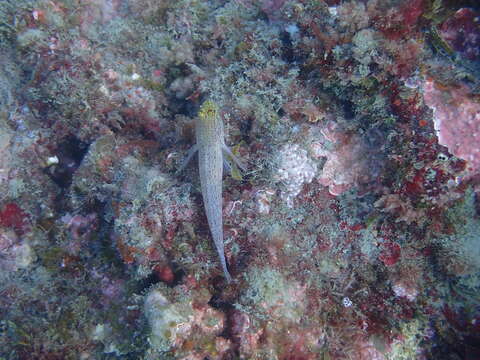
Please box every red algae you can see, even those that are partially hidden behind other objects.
[379,242,402,266]
[0,203,29,235]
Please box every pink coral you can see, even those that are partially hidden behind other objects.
[311,122,367,196]
[423,79,480,174]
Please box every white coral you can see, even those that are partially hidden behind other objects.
[274,144,317,207]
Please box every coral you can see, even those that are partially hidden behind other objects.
[238,267,306,321]
[352,28,379,66]
[273,143,317,206]
[423,78,480,174]
[144,287,195,353]
[0,227,36,271]
[111,156,194,278]
[392,279,419,302]
[311,122,371,196]
[144,285,228,359]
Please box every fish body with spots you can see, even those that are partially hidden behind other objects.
[181,100,245,282]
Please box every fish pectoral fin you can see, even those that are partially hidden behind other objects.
[223,157,232,174]
[176,144,198,174]
[222,145,247,181]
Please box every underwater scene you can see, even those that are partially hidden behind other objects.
[0,0,479,359]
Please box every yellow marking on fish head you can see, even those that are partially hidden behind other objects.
[199,100,218,124]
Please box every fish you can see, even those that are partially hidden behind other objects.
[179,100,245,282]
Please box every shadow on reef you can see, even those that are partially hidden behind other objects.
[45,136,89,188]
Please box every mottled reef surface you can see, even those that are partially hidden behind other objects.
[0,0,480,359]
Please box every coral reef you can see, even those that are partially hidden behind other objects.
[273,143,317,206]
[423,78,480,175]
[0,0,479,359]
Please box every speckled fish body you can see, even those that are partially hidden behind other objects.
[196,101,232,282]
